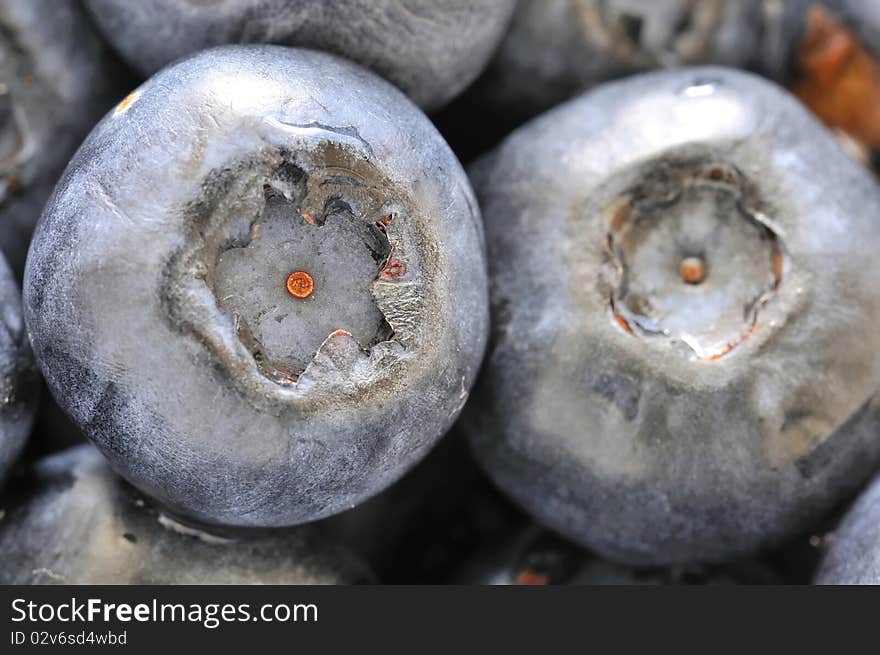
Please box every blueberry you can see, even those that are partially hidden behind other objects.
[446,0,764,139]
[84,0,516,110]
[814,475,880,584]
[465,67,880,565]
[24,46,488,528]
[0,251,37,487]
[0,445,373,584]
[0,0,127,276]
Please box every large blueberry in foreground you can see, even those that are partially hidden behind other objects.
[0,0,126,276]
[0,446,372,584]
[815,475,880,584]
[465,67,880,565]
[85,0,515,111]
[24,46,488,528]
[0,251,37,486]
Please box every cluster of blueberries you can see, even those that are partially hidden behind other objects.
[1,0,880,585]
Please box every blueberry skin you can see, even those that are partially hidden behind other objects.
[451,0,766,136]
[85,0,515,111]
[815,475,880,584]
[24,46,488,528]
[0,0,126,276]
[0,445,373,584]
[465,67,880,565]
[0,251,37,486]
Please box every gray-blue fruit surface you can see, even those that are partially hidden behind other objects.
[0,445,373,584]
[465,66,880,565]
[24,46,488,528]
[463,0,769,131]
[85,0,515,110]
[0,250,36,486]
[469,0,880,129]
[815,475,880,584]
[0,0,125,276]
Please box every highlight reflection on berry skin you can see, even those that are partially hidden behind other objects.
[24,46,488,529]
[465,67,880,566]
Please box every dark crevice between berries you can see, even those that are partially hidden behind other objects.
[604,158,784,361]
[0,84,29,203]
[0,16,42,206]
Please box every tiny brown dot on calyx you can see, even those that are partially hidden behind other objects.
[286,270,314,299]
[680,256,706,285]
